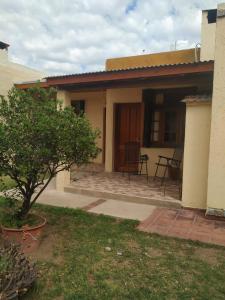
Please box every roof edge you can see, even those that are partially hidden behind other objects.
[15,60,214,90]
[0,41,10,50]
[46,60,214,80]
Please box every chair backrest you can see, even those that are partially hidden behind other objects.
[173,147,183,161]
[124,141,140,163]
[171,147,183,167]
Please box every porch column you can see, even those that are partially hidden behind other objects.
[105,90,114,172]
[55,90,71,191]
[55,169,71,192]
[182,97,211,209]
[57,90,71,108]
[207,3,225,215]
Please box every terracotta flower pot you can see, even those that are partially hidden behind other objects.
[1,215,46,254]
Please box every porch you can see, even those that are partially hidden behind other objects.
[64,164,181,208]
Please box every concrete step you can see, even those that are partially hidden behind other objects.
[64,185,181,209]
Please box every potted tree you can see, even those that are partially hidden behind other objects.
[0,86,100,252]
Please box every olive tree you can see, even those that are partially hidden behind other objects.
[0,87,100,220]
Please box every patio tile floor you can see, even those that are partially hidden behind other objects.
[138,207,225,247]
[71,169,180,202]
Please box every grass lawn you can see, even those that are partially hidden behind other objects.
[0,172,50,192]
[1,200,225,299]
[0,176,16,191]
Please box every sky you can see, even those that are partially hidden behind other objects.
[0,0,222,76]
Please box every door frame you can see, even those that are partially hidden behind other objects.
[113,102,143,172]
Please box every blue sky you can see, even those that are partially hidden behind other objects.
[126,0,138,13]
[0,0,221,75]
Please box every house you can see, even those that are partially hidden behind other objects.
[16,3,225,216]
[0,41,44,96]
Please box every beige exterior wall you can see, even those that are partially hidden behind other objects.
[57,90,106,164]
[200,11,216,61]
[0,49,8,62]
[105,87,174,174]
[0,49,44,96]
[55,90,106,190]
[69,90,106,164]
[182,101,211,209]
[207,4,225,212]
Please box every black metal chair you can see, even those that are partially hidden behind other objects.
[163,166,183,200]
[123,141,149,181]
[154,147,183,185]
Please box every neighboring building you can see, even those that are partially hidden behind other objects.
[0,41,43,96]
[16,3,225,216]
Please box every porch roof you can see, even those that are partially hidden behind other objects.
[15,60,214,91]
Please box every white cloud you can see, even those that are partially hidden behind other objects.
[0,0,221,75]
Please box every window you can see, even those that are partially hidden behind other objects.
[207,9,217,24]
[150,110,160,142]
[164,110,177,143]
[71,100,85,115]
[148,106,184,147]
[143,88,196,147]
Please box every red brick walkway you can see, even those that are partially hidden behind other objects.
[138,207,225,247]
[82,199,106,211]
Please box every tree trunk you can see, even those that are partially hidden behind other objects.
[17,197,31,220]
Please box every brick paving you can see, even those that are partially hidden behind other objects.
[82,199,107,211]
[138,207,225,247]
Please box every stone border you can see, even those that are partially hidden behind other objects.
[206,207,225,217]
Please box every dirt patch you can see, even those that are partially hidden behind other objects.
[88,272,96,286]
[127,240,141,252]
[194,248,220,265]
[29,225,64,265]
[145,247,163,258]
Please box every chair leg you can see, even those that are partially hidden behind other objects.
[145,161,148,182]
[163,179,167,196]
[154,157,161,180]
[161,165,168,186]
[139,161,143,175]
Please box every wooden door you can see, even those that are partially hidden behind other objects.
[114,103,141,172]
